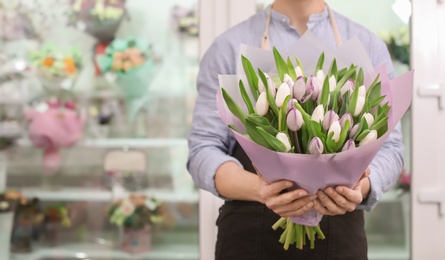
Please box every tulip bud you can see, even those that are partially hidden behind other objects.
[340,79,354,99]
[308,137,324,155]
[258,78,265,93]
[309,75,322,101]
[322,110,339,131]
[275,83,291,108]
[341,139,356,152]
[295,66,303,78]
[286,98,298,112]
[354,96,365,116]
[293,76,306,101]
[349,124,359,138]
[264,73,276,97]
[311,104,324,123]
[328,75,337,92]
[328,121,341,142]
[339,113,353,132]
[283,74,293,87]
[316,70,325,86]
[358,85,366,97]
[359,130,378,147]
[255,92,269,116]
[287,108,304,131]
[276,132,291,152]
[362,113,374,128]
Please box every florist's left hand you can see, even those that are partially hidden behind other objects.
[313,168,371,216]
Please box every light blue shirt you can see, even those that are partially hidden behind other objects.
[187,6,404,211]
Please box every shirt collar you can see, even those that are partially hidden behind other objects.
[266,4,330,26]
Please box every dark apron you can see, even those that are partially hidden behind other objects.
[215,143,368,260]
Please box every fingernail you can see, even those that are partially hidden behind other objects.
[326,188,333,195]
[317,191,324,199]
[307,202,314,208]
[286,182,293,188]
[336,187,343,193]
[310,195,317,200]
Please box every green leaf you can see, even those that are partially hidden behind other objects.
[370,95,386,109]
[339,92,350,117]
[316,52,325,72]
[246,114,278,136]
[256,127,288,152]
[319,76,330,109]
[337,68,348,79]
[356,68,364,87]
[353,116,369,139]
[241,55,259,100]
[335,119,350,152]
[370,116,388,132]
[222,88,246,125]
[336,66,357,92]
[287,58,297,81]
[347,80,360,117]
[273,47,288,82]
[258,69,279,116]
[228,124,241,133]
[295,57,304,76]
[239,80,255,114]
[279,95,291,132]
[328,59,338,78]
[245,119,273,149]
[356,129,371,142]
[325,132,336,153]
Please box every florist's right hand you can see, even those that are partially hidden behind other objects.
[257,174,317,218]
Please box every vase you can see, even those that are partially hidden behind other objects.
[121,225,152,254]
[0,212,13,260]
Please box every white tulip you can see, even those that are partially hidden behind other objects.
[328,121,341,143]
[322,110,339,132]
[308,137,324,155]
[362,113,375,127]
[354,96,366,116]
[342,139,356,152]
[258,78,265,93]
[311,104,324,123]
[340,79,354,98]
[283,74,293,87]
[359,130,378,147]
[316,70,325,86]
[276,132,291,152]
[295,66,303,78]
[328,75,337,92]
[293,76,306,100]
[310,76,322,101]
[275,83,291,108]
[255,92,269,116]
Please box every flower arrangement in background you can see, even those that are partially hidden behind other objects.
[380,26,410,66]
[217,33,413,250]
[108,193,163,254]
[29,45,82,93]
[170,5,199,37]
[97,38,160,121]
[43,205,71,228]
[68,0,127,42]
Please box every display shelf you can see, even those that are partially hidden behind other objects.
[11,242,199,260]
[17,138,188,148]
[18,187,199,203]
[368,246,409,260]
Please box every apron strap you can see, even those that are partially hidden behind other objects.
[260,3,343,50]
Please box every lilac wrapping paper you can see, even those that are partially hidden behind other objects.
[217,32,413,226]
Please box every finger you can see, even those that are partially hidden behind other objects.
[317,190,347,215]
[335,186,363,204]
[313,199,335,216]
[324,187,356,212]
[272,193,315,214]
[260,180,294,200]
[280,201,315,217]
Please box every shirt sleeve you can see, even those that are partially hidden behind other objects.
[186,38,242,198]
[356,37,405,211]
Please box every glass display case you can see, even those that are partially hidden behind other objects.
[0,0,200,259]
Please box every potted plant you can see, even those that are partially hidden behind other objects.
[108,193,162,254]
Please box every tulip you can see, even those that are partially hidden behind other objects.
[354,97,365,116]
[264,73,276,97]
[328,121,341,142]
[358,85,366,97]
[311,104,324,123]
[308,137,324,155]
[340,79,354,99]
[349,124,359,138]
[255,92,269,116]
[287,107,304,131]
[362,113,375,127]
[276,132,291,152]
[322,110,339,131]
[341,139,356,152]
[293,76,306,100]
[316,70,325,86]
[359,130,378,147]
[309,75,322,101]
[295,66,303,78]
[328,75,337,92]
[339,113,353,131]
[283,73,293,87]
[258,78,265,93]
[275,83,291,108]
[286,98,298,112]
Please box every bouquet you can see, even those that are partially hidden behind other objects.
[68,0,127,42]
[217,32,413,249]
[170,5,199,37]
[97,38,160,121]
[29,45,82,93]
[25,98,84,174]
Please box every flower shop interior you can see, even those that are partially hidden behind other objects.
[0,0,442,259]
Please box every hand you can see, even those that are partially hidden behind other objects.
[313,168,371,216]
[257,173,317,218]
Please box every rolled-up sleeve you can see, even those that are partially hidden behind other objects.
[187,39,242,197]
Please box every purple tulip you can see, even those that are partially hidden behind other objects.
[322,110,339,131]
[339,113,353,131]
[293,76,306,100]
[341,139,356,152]
[287,107,304,131]
[308,137,324,155]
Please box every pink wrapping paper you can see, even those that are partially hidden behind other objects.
[217,33,414,226]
